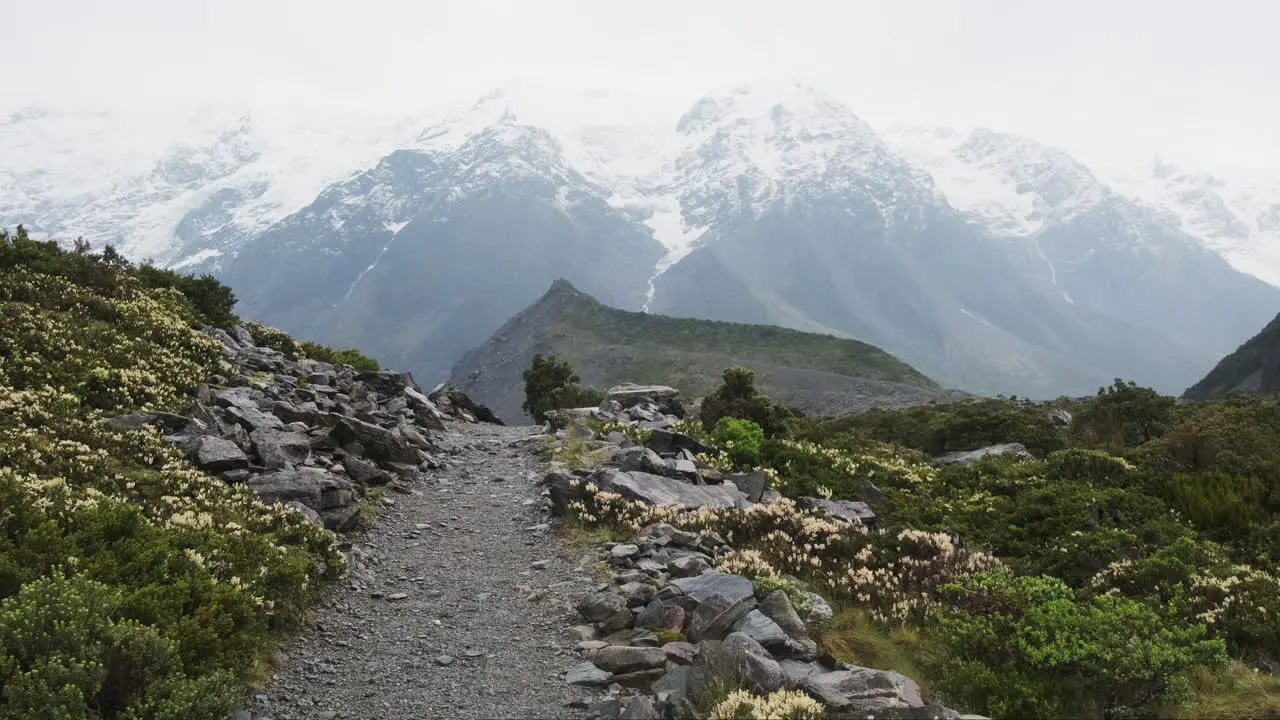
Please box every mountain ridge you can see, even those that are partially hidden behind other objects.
[448,278,952,423]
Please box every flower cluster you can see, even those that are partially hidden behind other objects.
[709,689,826,720]
[569,483,998,625]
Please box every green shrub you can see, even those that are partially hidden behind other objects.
[928,570,1227,719]
[1073,378,1177,449]
[699,367,797,438]
[244,321,302,357]
[135,265,238,327]
[298,341,380,372]
[804,397,1068,457]
[0,234,346,717]
[709,417,765,470]
[521,354,603,423]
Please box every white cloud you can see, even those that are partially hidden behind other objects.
[3,0,1277,172]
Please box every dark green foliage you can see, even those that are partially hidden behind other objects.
[929,570,1226,720]
[0,226,240,328]
[699,367,798,438]
[298,341,380,372]
[1073,379,1177,449]
[804,397,1068,456]
[521,354,603,423]
[135,265,238,327]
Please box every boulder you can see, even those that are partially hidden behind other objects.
[596,469,748,510]
[797,497,877,526]
[186,436,249,473]
[565,662,613,687]
[577,592,629,624]
[249,428,312,469]
[646,428,708,456]
[332,417,419,464]
[687,592,758,642]
[703,633,784,695]
[671,572,754,605]
[758,590,818,659]
[732,609,791,654]
[270,400,334,428]
[590,646,667,674]
[342,455,394,485]
[225,405,285,432]
[614,447,671,476]
[602,383,685,418]
[248,468,356,513]
[935,443,1032,466]
[727,471,771,503]
[799,664,930,717]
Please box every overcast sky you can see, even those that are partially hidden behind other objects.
[4,0,1277,172]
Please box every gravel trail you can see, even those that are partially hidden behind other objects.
[251,422,597,720]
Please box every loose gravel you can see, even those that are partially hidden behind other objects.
[248,422,599,719]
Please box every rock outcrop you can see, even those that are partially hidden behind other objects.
[108,325,496,532]
[539,395,977,719]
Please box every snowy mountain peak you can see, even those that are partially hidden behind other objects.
[884,126,1111,236]
[677,83,879,145]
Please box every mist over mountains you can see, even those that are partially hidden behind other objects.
[5,84,1278,399]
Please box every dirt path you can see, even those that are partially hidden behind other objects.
[250,422,597,720]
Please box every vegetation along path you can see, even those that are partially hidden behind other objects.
[252,422,596,719]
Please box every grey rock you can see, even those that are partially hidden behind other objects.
[797,496,877,526]
[800,664,927,715]
[332,416,419,464]
[618,582,657,607]
[601,628,659,647]
[669,555,710,578]
[611,543,640,559]
[758,590,818,658]
[590,645,667,673]
[596,469,748,510]
[732,609,791,653]
[646,428,708,457]
[688,592,758,642]
[634,599,667,630]
[285,500,323,526]
[662,642,698,666]
[619,694,659,720]
[603,384,684,418]
[578,592,628,623]
[225,405,285,432]
[936,442,1032,466]
[614,447,670,476]
[727,470,771,503]
[188,436,249,472]
[671,572,754,604]
[566,661,613,686]
[342,455,394,485]
[705,632,784,695]
[250,428,312,469]
[248,468,356,513]
[803,592,834,625]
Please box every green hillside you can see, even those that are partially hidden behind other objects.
[450,279,946,422]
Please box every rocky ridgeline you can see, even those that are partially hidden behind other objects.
[106,324,496,533]
[539,384,984,720]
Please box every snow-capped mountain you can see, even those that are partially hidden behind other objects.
[1100,160,1280,287]
[6,85,1278,400]
[881,125,1280,364]
[0,105,427,270]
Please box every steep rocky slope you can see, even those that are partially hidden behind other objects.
[449,279,952,423]
[1183,312,1280,399]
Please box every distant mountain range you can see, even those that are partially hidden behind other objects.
[449,278,952,423]
[4,86,1278,400]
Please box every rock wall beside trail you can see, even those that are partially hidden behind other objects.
[108,324,496,532]
[538,385,980,720]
